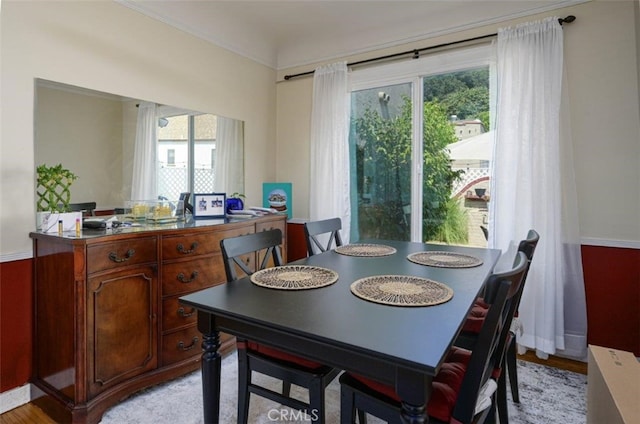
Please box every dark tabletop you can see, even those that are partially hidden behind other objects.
[180,240,501,378]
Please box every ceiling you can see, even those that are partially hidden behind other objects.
[118,0,581,70]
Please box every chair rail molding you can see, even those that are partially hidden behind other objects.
[0,251,33,263]
[580,238,640,250]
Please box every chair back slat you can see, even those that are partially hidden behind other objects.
[304,218,343,256]
[511,229,540,317]
[220,229,283,282]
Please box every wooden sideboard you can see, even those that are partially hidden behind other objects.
[29,215,286,424]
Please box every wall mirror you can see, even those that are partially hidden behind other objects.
[34,79,244,213]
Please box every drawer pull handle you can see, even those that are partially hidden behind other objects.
[108,249,135,263]
[177,307,196,318]
[177,271,199,283]
[177,337,199,351]
[176,242,198,254]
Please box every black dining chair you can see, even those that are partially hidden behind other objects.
[220,229,340,424]
[456,229,540,423]
[304,217,343,256]
[339,252,529,424]
[179,192,193,214]
[67,201,97,217]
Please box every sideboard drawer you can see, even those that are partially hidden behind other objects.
[162,295,198,332]
[161,327,202,366]
[161,226,254,260]
[87,237,157,274]
[162,256,226,296]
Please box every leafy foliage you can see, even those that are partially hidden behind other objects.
[422,101,463,241]
[430,198,469,244]
[36,163,78,212]
[354,96,463,242]
[424,68,490,122]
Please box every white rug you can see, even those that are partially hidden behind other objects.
[100,353,586,423]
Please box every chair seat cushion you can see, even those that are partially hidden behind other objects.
[474,297,489,309]
[349,347,472,423]
[240,340,324,370]
[461,297,489,334]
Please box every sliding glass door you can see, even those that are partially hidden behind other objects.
[349,45,493,246]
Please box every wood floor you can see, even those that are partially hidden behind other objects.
[519,350,587,375]
[0,353,587,424]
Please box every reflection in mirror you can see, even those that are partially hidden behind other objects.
[34,79,244,214]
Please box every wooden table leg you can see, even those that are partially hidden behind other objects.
[397,368,431,424]
[400,402,427,424]
[198,311,221,424]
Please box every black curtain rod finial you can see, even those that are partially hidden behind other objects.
[559,15,576,25]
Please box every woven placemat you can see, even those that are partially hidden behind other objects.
[335,243,397,257]
[350,275,453,307]
[250,265,338,290]
[407,251,483,268]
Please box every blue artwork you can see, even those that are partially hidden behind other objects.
[263,182,292,218]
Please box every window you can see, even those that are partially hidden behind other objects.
[349,45,494,246]
[156,112,217,200]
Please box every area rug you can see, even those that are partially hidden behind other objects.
[100,353,586,423]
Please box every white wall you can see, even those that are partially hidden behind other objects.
[275,0,640,245]
[2,0,638,257]
[0,1,277,257]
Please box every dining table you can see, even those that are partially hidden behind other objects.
[179,239,501,424]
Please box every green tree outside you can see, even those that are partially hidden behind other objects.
[424,68,489,124]
[353,96,466,242]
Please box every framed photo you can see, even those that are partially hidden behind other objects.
[193,193,226,219]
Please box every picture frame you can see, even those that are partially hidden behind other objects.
[263,182,292,219]
[193,193,226,219]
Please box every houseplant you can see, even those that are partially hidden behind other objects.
[36,163,80,232]
[226,192,246,213]
[37,163,78,212]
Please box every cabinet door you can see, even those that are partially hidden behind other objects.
[87,265,158,397]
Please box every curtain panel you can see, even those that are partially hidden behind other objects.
[215,116,244,196]
[490,17,587,358]
[131,101,158,201]
[309,61,351,243]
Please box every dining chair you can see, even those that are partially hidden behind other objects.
[220,229,340,424]
[339,252,529,424]
[68,201,97,217]
[456,229,540,423]
[304,217,343,256]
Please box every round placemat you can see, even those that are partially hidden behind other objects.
[250,265,339,290]
[335,243,397,257]
[407,251,483,268]
[350,275,453,307]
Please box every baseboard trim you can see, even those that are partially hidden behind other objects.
[559,333,588,361]
[0,383,31,414]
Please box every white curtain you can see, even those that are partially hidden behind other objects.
[489,17,587,359]
[214,116,244,195]
[131,101,158,200]
[309,61,351,243]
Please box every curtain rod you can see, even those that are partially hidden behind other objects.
[283,15,576,81]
